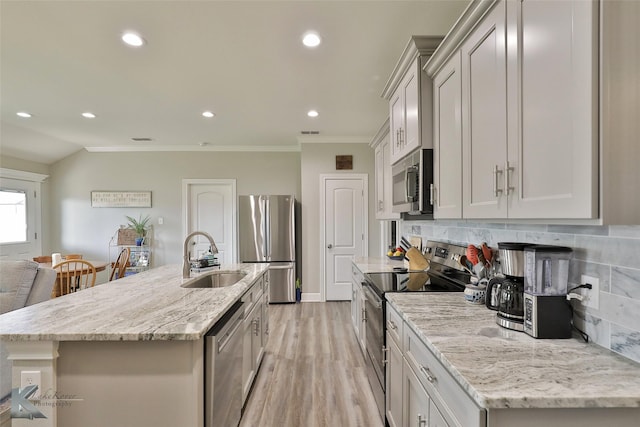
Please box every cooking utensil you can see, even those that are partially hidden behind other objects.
[399,237,411,252]
[466,245,480,266]
[481,243,493,265]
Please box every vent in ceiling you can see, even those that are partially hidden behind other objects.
[300,131,320,135]
[131,137,153,142]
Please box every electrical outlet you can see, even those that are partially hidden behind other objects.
[20,370,42,399]
[580,275,600,310]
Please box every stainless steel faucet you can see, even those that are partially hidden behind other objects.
[183,231,218,278]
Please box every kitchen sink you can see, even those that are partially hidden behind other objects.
[181,270,247,288]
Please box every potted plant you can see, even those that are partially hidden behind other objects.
[126,214,150,245]
[295,278,302,303]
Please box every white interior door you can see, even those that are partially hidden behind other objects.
[322,175,367,301]
[0,171,46,260]
[183,179,236,264]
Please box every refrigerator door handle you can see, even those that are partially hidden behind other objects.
[264,196,271,261]
[269,263,294,269]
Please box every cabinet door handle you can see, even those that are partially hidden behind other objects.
[382,346,388,365]
[388,320,397,330]
[378,200,383,210]
[417,414,427,427]
[493,164,503,197]
[396,129,401,147]
[505,161,515,195]
[399,128,404,146]
[362,307,367,322]
[420,365,436,383]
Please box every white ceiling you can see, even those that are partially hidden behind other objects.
[0,0,468,164]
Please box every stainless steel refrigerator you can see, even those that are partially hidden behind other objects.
[239,195,296,303]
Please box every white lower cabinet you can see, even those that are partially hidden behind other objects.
[387,303,485,427]
[385,306,403,427]
[242,273,267,404]
[403,358,432,427]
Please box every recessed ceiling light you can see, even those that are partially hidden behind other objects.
[302,32,321,48]
[307,110,319,118]
[16,112,32,118]
[122,31,145,47]
[82,112,96,119]
[202,111,215,118]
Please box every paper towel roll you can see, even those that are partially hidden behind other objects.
[52,253,62,266]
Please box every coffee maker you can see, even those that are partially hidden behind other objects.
[486,242,529,331]
[523,245,573,339]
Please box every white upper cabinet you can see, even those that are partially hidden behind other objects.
[371,119,400,220]
[461,0,508,218]
[425,0,608,221]
[382,36,442,165]
[432,51,463,219]
[506,0,598,219]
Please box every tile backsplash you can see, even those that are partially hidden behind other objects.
[401,220,640,363]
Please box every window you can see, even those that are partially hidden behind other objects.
[0,189,27,243]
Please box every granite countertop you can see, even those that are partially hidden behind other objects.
[353,256,405,273]
[386,293,640,410]
[0,263,269,342]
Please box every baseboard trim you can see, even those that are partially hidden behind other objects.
[301,292,322,302]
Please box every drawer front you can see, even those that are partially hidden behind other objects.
[243,279,262,315]
[386,304,403,346]
[404,325,485,427]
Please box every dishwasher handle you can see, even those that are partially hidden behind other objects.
[217,311,243,353]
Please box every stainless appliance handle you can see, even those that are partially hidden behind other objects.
[264,196,271,261]
[361,284,382,308]
[269,263,294,270]
[429,183,434,205]
[382,346,388,365]
[404,167,411,203]
[217,309,244,353]
[418,414,427,427]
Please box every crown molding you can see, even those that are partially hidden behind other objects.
[423,0,497,77]
[369,118,390,149]
[0,167,49,182]
[85,145,301,153]
[296,136,371,145]
[381,35,444,99]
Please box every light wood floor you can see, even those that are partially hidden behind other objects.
[240,302,383,427]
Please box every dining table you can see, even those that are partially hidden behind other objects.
[40,260,109,298]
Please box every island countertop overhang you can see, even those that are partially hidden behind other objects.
[0,263,269,342]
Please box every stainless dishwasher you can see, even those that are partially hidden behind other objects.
[205,300,244,427]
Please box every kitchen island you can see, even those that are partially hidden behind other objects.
[0,263,269,427]
[386,293,640,426]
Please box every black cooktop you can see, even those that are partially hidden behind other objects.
[364,268,467,298]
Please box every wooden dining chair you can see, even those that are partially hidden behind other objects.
[109,247,130,281]
[33,255,52,263]
[53,259,96,296]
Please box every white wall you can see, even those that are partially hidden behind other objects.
[47,150,301,273]
[300,142,380,298]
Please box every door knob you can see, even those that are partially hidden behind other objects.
[327,244,333,249]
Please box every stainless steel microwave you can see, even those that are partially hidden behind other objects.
[391,149,434,215]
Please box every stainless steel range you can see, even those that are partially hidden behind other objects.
[362,240,470,423]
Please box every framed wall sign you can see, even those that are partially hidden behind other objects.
[336,155,353,170]
[91,191,152,208]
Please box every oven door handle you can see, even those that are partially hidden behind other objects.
[362,284,382,308]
